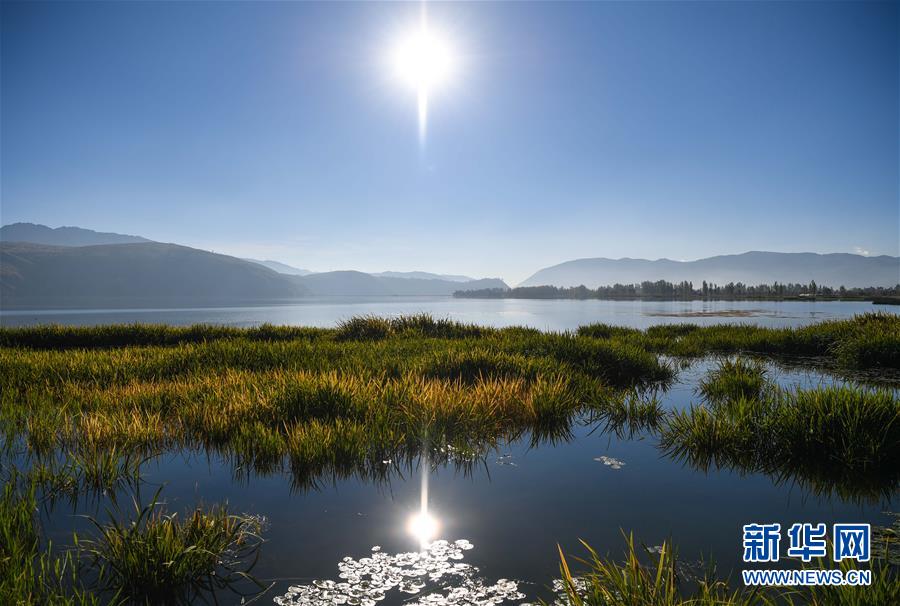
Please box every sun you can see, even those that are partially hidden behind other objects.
[388,10,457,142]
[390,27,455,94]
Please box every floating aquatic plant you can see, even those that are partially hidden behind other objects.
[274,539,525,606]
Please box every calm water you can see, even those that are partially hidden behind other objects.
[37,361,897,605]
[11,298,898,603]
[0,296,891,330]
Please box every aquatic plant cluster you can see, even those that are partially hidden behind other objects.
[663,359,900,500]
[274,540,526,606]
[0,313,898,603]
[1,314,672,490]
[553,534,900,606]
[578,311,900,371]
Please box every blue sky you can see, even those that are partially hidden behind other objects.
[2,1,897,284]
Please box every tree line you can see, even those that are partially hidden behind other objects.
[454,280,900,300]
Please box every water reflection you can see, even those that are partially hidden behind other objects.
[274,440,530,606]
[408,446,440,549]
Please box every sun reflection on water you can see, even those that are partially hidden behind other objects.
[408,445,441,549]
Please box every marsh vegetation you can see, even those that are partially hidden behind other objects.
[554,533,900,606]
[1,313,897,604]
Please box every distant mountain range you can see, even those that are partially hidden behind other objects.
[1,222,151,246]
[0,241,308,307]
[0,223,508,308]
[520,252,900,289]
[298,271,503,296]
[3,222,896,308]
[372,271,475,282]
[242,258,312,276]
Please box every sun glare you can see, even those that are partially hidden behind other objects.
[407,511,440,547]
[391,28,455,93]
[389,8,457,143]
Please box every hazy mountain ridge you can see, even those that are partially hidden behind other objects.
[520,252,900,289]
[0,240,509,308]
[372,271,476,282]
[1,222,152,246]
[5,223,893,306]
[0,242,309,307]
[243,258,312,276]
[0,224,505,300]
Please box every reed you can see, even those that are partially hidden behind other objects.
[553,535,899,606]
[661,383,900,501]
[553,534,767,606]
[578,312,900,371]
[697,358,770,404]
[0,475,100,605]
[0,316,674,490]
[80,487,264,604]
[1,314,897,603]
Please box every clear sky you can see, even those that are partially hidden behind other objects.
[2,1,897,284]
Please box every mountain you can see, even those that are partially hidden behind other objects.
[375,276,507,295]
[299,271,392,296]
[0,242,308,308]
[0,240,509,308]
[372,271,475,282]
[0,222,152,246]
[520,252,900,289]
[243,258,312,276]
[297,271,508,296]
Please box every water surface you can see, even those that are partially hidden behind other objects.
[1,297,889,330]
[35,360,897,604]
[10,299,897,603]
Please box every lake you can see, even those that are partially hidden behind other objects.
[10,298,896,604]
[36,359,897,605]
[0,296,890,330]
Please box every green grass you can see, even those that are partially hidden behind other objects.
[0,315,672,490]
[0,473,263,605]
[0,476,99,605]
[553,535,900,606]
[578,312,900,372]
[661,368,900,501]
[81,488,264,604]
[2,314,898,604]
[697,358,770,404]
[0,322,327,350]
[553,534,768,606]
[6,313,896,373]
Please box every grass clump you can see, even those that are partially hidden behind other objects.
[553,534,765,606]
[1,467,264,605]
[578,312,900,372]
[422,349,557,384]
[334,315,394,341]
[334,313,488,341]
[0,323,325,350]
[0,315,675,488]
[553,535,899,606]
[698,358,770,404]
[0,477,99,605]
[661,383,900,501]
[82,489,264,604]
[574,324,641,340]
[801,557,900,606]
